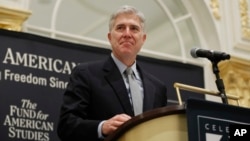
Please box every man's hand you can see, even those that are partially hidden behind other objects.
[102,114,131,136]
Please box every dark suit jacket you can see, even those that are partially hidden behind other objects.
[57,56,167,141]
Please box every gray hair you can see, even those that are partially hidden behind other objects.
[109,5,146,32]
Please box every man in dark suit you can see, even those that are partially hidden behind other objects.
[57,5,167,141]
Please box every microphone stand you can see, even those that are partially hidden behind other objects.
[211,60,228,104]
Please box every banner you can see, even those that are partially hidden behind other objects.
[186,99,250,141]
[0,29,204,141]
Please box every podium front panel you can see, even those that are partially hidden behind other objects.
[118,114,187,141]
[186,99,250,141]
[104,105,187,141]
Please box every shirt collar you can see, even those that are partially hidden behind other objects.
[111,53,140,79]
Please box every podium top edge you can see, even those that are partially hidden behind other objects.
[105,105,185,141]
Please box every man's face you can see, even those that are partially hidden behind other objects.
[108,13,146,60]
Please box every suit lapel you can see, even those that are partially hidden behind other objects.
[137,66,155,111]
[103,57,134,116]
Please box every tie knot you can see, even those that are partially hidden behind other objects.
[126,67,133,75]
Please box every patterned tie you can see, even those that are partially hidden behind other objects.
[125,67,142,115]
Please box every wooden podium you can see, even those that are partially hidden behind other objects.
[105,98,250,141]
[104,81,250,141]
[104,105,187,141]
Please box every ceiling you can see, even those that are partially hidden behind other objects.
[25,0,201,62]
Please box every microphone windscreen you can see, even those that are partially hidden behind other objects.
[190,48,199,58]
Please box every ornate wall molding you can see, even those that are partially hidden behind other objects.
[239,0,250,40]
[210,0,221,20]
[0,5,31,31]
[229,0,250,60]
[219,56,250,108]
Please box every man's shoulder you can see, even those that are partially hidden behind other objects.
[73,56,113,72]
[77,59,105,68]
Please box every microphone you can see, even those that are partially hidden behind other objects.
[190,48,230,61]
